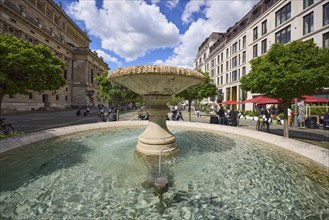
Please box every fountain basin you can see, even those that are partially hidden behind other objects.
[108,65,204,95]
[0,122,328,219]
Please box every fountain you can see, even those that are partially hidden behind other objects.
[109,65,204,156]
[0,65,328,218]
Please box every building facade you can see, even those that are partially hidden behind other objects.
[0,0,109,111]
[195,0,329,109]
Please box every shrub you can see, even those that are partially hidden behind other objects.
[310,107,326,115]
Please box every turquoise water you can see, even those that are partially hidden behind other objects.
[0,128,328,219]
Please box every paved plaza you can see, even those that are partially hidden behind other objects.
[2,109,328,149]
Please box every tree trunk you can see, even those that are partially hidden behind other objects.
[0,93,4,119]
[188,100,192,122]
[116,109,120,121]
[282,102,290,138]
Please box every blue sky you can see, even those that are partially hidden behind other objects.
[56,0,258,70]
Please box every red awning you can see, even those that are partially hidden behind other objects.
[218,100,242,105]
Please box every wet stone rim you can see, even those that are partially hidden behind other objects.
[108,65,204,80]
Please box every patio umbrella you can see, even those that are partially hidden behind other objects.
[242,95,281,104]
[218,100,242,105]
[256,98,282,105]
[301,95,329,103]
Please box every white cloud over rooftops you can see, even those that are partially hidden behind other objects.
[94,49,122,66]
[159,0,258,68]
[67,0,258,68]
[68,0,180,62]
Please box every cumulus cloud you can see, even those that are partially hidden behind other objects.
[166,0,179,9]
[181,0,205,24]
[68,0,180,62]
[94,49,121,66]
[159,0,258,68]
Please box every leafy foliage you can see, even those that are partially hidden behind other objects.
[96,71,140,120]
[240,41,329,103]
[0,34,65,116]
[177,71,217,121]
[240,40,329,137]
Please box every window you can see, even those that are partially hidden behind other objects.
[275,26,291,44]
[324,3,329,26]
[242,36,246,48]
[261,39,267,54]
[226,61,229,71]
[211,69,214,77]
[304,0,314,9]
[220,76,223,85]
[28,93,33,99]
[265,0,274,9]
[303,12,314,35]
[221,64,223,73]
[253,27,258,41]
[226,48,229,58]
[261,20,267,35]
[64,69,67,80]
[232,42,238,54]
[56,95,59,100]
[242,51,246,63]
[232,70,238,82]
[253,44,258,58]
[221,52,223,62]
[276,3,291,27]
[242,66,246,76]
[211,59,214,67]
[232,56,237,68]
[324,32,329,48]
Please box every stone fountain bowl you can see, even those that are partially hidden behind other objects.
[108,65,204,95]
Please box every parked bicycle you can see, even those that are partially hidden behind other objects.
[0,118,15,135]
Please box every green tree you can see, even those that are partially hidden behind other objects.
[0,34,65,117]
[240,40,329,137]
[177,71,217,121]
[96,71,140,121]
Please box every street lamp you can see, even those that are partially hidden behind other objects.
[85,89,95,107]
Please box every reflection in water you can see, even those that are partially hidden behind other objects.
[0,128,328,219]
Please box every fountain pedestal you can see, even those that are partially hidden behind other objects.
[108,65,204,157]
[137,95,178,156]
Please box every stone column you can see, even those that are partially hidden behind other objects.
[136,95,178,156]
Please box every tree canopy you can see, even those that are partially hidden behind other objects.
[0,34,65,116]
[96,71,140,120]
[240,40,329,137]
[177,71,217,121]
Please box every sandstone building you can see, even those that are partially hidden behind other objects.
[0,0,109,111]
[195,0,329,109]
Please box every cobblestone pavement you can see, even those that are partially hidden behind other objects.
[2,109,328,148]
